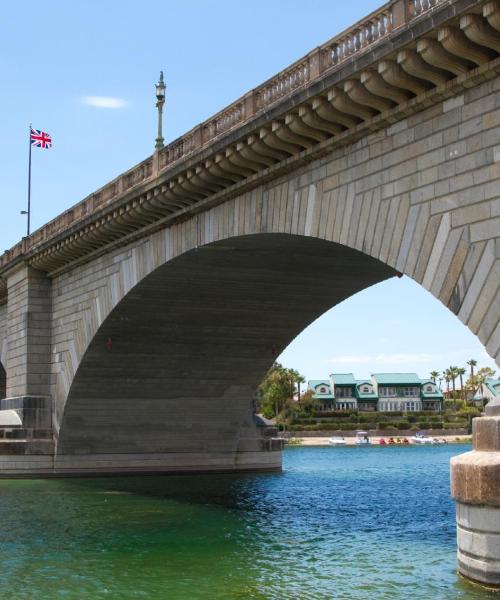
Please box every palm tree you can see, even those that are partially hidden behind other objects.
[457,367,466,401]
[430,370,439,383]
[449,366,459,397]
[295,373,305,402]
[467,359,477,394]
[443,370,451,394]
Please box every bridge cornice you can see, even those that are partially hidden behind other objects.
[0,0,498,303]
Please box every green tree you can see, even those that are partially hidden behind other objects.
[465,366,496,399]
[258,362,305,421]
[450,366,459,396]
[457,367,466,401]
[430,370,440,383]
[443,369,451,394]
[467,359,477,394]
[296,389,319,417]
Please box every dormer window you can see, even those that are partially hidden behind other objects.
[426,385,433,392]
[362,386,369,393]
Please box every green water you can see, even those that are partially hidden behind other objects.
[0,445,497,599]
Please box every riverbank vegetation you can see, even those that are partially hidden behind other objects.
[257,359,495,434]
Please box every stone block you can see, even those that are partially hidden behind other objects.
[443,94,464,112]
[451,449,500,506]
[474,417,500,451]
[456,502,500,587]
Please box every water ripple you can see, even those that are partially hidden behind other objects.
[0,445,496,599]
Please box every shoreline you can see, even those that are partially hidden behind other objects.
[286,434,472,446]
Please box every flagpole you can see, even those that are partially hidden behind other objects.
[27,124,32,236]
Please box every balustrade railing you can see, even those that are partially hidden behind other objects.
[322,8,393,70]
[256,62,310,109]
[0,0,451,270]
[205,102,244,138]
[409,0,445,17]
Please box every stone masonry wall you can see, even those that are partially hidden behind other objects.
[47,75,500,444]
[5,265,51,399]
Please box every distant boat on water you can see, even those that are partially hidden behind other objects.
[411,432,433,444]
[355,431,371,445]
[328,436,347,446]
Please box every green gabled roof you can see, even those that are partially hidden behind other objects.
[308,380,335,399]
[420,379,443,399]
[484,378,500,397]
[372,373,421,385]
[355,380,378,399]
[330,373,356,385]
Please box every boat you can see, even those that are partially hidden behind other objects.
[355,430,371,445]
[432,437,447,445]
[411,432,434,444]
[329,436,347,446]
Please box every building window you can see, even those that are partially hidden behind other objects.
[426,385,433,392]
[336,387,353,398]
[379,387,397,397]
[402,387,419,397]
[319,386,328,394]
[362,386,370,393]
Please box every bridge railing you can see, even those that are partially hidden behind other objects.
[0,0,446,271]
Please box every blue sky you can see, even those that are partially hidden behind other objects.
[1,1,496,381]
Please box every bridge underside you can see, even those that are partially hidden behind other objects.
[52,234,394,473]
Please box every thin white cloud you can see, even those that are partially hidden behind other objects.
[82,96,127,109]
[325,353,441,365]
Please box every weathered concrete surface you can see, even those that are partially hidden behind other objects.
[452,415,500,588]
[456,501,500,588]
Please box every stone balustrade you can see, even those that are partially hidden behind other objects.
[0,0,450,286]
[410,0,445,18]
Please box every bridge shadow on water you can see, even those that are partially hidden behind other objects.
[0,444,496,600]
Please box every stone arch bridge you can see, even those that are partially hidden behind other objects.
[1,0,500,586]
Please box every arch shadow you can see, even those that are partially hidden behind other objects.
[58,233,397,455]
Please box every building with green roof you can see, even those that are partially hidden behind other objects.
[355,380,378,411]
[372,372,442,412]
[329,374,357,410]
[479,378,500,404]
[307,380,335,411]
[308,372,443,412]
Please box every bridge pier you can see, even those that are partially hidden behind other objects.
[4,263,52,399]
[451,400,500,590]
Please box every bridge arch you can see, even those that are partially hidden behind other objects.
[53,172,499,459]
[57,233,396,455]
[43,74,499,466]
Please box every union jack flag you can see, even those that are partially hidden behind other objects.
[30,128,52,149]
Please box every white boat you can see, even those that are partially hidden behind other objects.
[355,430,371,445]
[411,432,434,444]
[329,436,347,446]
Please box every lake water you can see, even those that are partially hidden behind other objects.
[0,444,497,599]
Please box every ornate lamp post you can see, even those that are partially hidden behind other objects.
[155,71,166,150]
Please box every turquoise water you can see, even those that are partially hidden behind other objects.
[0,444,497,599]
